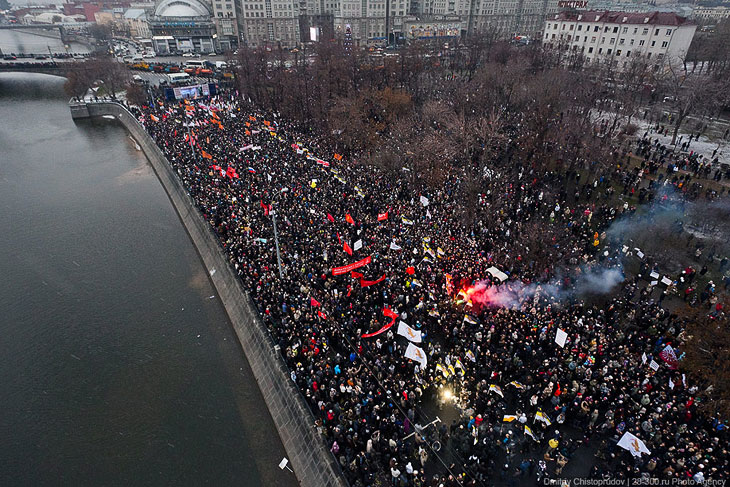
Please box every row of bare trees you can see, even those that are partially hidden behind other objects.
[64,53,131,101]
[234,33,729,190]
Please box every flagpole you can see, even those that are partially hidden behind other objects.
[271,209,284,279]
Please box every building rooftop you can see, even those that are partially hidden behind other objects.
[124,8,146,19]
[552,10,694,26]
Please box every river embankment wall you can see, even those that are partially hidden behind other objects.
[76,102,346,487]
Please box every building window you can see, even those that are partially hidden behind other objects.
[622,27,627,33]
[607,48,612,54]
[594,26,599,32]
[588,47,593,53]
[639,40,645,46]
[598,47,602,54]
[591,36,596,43]
[610,37,615,43]
[626,51,631,57]
[651,40,655,47]
[630,39,634,45]
[577,24,582,31]
[616,49,621,56]
[642,28,648,35]
[619,38,624,45]
[666,29,672,35]
[661,41,668,48]
[655,28,659,35]
[613,26,618,33]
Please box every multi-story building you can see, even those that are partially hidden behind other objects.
[211,0,239,50]
[124,8,152,38]
[235,0,557,48]
[543,10,697,66]
[148,0,217,53]
[466,0,560,37]
[237,0,300,48]
[327,0,558,46]
[693,6,730,22]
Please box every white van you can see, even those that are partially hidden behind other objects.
[184,60,206,69]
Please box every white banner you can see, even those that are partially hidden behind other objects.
[404,342,427,367]
[617,432,651,457]
[555,328,568,348]
[397,321,422,343]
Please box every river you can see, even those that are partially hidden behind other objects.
[0,73,298,487]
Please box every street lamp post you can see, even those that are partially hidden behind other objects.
[270,209,284,279]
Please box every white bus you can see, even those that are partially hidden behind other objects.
[168,73,191,85]
[184,60,207,69]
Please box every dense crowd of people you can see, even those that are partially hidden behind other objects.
[134,88,728,486]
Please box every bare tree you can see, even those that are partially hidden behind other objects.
[656,63,723,145]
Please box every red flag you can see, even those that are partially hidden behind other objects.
[351,271,364,279]
[554,383,562,397]
[360,274,386,287]
[343,241,353,256]
[361,322,394,338]
[317,310,327,320]
[327,213,335,223]
[377,211,388,221]
[260,200,271,216]
[334,153,343,161]
[406,267,415,275]
[310,297,321,307]
[345,213,355,225]
[226,166,239,179]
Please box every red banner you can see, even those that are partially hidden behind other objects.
[332,256,372,276]
[377,212,388,221]
[360,274,386,287]
[361,322,393,338]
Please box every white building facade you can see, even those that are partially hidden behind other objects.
[543,10,697,66]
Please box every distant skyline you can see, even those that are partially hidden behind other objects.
[9,0,67,6]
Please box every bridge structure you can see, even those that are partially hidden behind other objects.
[0,23,94,50]
[0,61,75,77]
[0,22,91,31]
